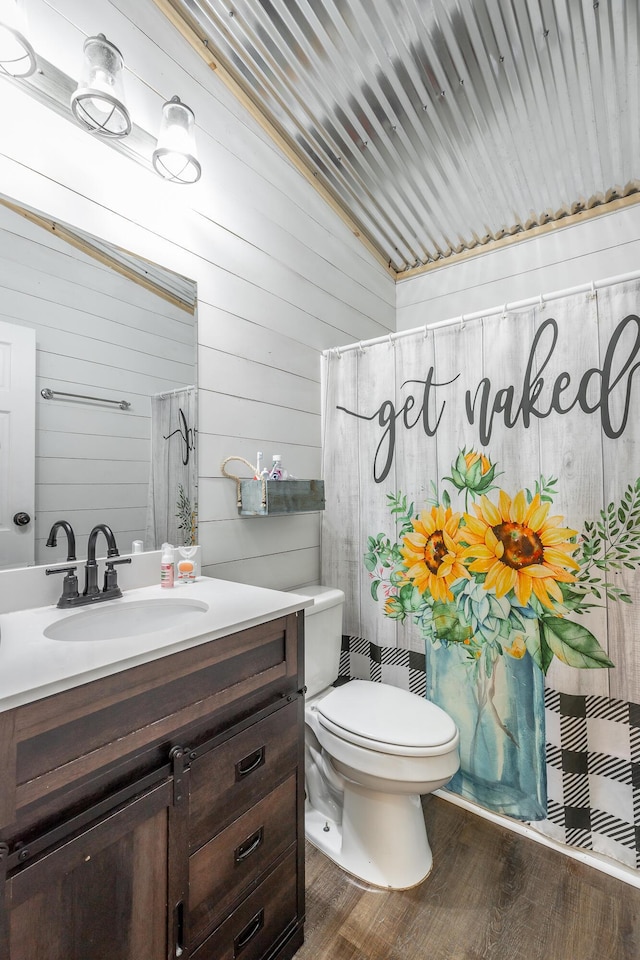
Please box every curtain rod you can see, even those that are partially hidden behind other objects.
[157,384,195,398]
[324,268,640,358]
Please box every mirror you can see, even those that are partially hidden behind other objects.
[0,194,197,568]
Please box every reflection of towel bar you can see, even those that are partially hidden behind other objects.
[41,387,131,410]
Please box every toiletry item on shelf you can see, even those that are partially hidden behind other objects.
[269,454,284,480]
[132,539,143,554]
[254,451,264,480]
[161,542,175,588]
[177,545,199,583]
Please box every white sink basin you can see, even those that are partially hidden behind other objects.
[44,598,210,643]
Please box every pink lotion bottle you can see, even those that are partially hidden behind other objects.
[161,542,175,588]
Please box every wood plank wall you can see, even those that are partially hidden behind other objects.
[1,0,394,589]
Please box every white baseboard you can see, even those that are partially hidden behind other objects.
[434,789,640,889]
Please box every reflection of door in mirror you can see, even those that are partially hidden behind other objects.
[0,196,197,566]
[0,321,35,569]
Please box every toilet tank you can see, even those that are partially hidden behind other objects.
[291,586,345,698]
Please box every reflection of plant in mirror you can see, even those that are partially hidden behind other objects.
[176,483,197,546]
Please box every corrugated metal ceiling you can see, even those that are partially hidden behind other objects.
[158,0,640,275]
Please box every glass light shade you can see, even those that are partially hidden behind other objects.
[153,96,201,184]
[0,0,36,77]
[70,34,131,138]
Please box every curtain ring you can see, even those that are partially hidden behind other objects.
[358,341,365,353]
[423,324,429,339]
[459,314,466,329]
[335,346,342,358]
[539,293,544,307]
[590,280,596,299]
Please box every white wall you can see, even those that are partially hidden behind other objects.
[3,0,394,590]
[396,202,640,330]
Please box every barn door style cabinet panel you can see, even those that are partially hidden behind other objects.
[0,610,305,960]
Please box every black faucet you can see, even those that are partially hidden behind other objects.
[82,524,132,600]
[46,520,77,561]
[84,524,121,597]
[46,523,131,608]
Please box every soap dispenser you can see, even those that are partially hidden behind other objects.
[161,542,174,588]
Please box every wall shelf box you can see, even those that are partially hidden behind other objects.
[239,479,325,516]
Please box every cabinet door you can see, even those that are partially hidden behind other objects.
[4,782,173,960]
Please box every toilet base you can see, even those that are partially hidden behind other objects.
[305,781,433,890]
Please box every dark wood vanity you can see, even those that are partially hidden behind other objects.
[0,609,305,960]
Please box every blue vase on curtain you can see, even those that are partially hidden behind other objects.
[426,641,547,821]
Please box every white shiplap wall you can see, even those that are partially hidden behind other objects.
[3,0,394,590]
[0,202,195,564]
[396,202,640,329]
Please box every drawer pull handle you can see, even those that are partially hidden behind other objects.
[234,826,264,863]
[234,908,264,955]
[235,746,265,779]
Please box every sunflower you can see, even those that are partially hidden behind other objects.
[461,490,579,609]
[399,505,470,602]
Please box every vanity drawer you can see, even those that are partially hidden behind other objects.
[191,851,297,960]
[189,700,298,852]
[189,774,297,943]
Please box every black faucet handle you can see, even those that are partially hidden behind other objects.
[45,565,78,577]
[103,557,132,592]
[46,565,80,605]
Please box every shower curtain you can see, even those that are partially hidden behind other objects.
[146,385,197,550]
[322,277,640,869]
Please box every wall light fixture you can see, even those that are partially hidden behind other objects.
[152,96,201,184]
[2,26,202,185]
[0,0,36,77]
[70,34,131,138]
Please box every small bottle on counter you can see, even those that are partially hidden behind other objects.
[269,454,284,480]
[160,542,175,588]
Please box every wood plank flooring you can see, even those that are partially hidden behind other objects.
[295,795,640,960]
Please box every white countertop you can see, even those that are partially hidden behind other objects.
[0,577,311,714]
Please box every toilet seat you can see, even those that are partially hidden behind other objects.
[316,680,458,757]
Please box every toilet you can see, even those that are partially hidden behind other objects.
[297,585,460,890]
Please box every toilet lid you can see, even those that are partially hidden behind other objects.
[316,680,457,752]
